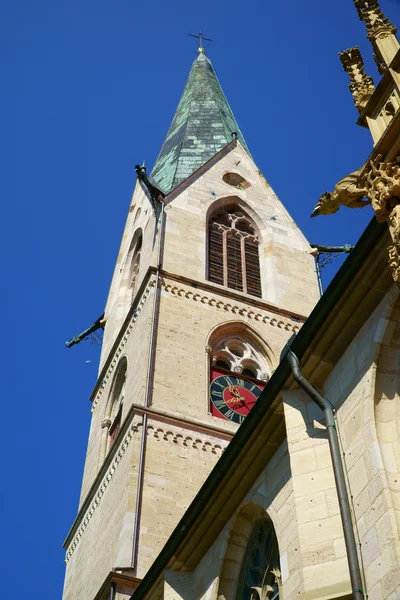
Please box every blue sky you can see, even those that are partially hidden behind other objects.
[2,0,400,597]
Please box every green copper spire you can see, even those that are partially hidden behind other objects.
[151,53,250,193]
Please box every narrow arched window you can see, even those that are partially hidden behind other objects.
[208,206,261,297]
[108,362,127,448]
[236,519,281,600]
[129,234,142,301]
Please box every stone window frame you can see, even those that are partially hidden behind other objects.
[217,503,281,600]
[206,322,274,416]
[100,356,127,459]
[211,336,270,382]
[128,234,142,301]
[118,228,143,315]
[208,204,262,297]
[236,517,281,600]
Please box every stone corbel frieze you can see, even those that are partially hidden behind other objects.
[312,155,400,284]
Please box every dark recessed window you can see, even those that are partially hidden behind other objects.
[222,172,251,190]
[208,206,261,297]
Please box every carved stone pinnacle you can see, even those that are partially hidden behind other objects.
[339,47,375,111]
[353,0,397,38]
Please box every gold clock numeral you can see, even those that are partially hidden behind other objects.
[238,414,245,424]
[224,376,233,386]
[213,390,223,397]
[249,384,256,393]
[236,378,244,387]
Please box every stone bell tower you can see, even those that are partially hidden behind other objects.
[62,43,320,600]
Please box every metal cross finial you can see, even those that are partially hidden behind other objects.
[188,32,213,54]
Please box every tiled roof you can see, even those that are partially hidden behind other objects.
[151,53,249,193]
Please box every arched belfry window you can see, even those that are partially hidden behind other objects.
[236,518,281,600]
[107,359,127,447]
[129,234,142,301]
[208,205,262,298]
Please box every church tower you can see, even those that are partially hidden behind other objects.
[62,45,320,600]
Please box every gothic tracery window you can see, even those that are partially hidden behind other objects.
[211,336,270,382]
[208,206,262,297]
[236,519,281,600]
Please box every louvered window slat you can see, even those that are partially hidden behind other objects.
[245,239,261,297]
[208,206,262,298]
[209,226,224,285]
[227,234,243,291]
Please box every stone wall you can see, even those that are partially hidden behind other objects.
[63,142,320,599]
[323,285,400,599]
[163,440,301,600]
[156,288,400,600]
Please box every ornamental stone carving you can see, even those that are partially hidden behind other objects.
[339,47,375,112]
[312,157,400,221]
[388,243,400,282]
[352,0,398,73]
[363,157,400,220]
[353,0,397,39]
[311,169,369,218]
[313,156,400,285]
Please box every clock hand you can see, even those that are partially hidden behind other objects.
[228,384,245,402]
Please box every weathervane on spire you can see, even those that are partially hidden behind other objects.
[188,32,213,54]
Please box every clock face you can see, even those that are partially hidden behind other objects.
[210,368,264,424]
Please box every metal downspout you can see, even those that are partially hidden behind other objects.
[286,348,364,600]
[131,201,166,570]
[109,582,116,600]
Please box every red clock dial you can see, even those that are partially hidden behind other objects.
[210,368,264,424]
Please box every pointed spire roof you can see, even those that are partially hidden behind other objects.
[151,53,250,193]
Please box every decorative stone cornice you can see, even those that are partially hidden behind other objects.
[91,280,154,413]
[146,424,224,455]
[64,417,225,563]
[339,47,375,112]
[160,283,302,334]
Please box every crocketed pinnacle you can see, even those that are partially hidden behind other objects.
[151,53,250,193]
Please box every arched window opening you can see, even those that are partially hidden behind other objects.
[215,359,230,370]
[129,235,142,301]
[211,336,270,383]
[108,362,127,448]
[208,206,261,298]
[208,325,271,424]
[242,367,257,379]
[236,519,281,600]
